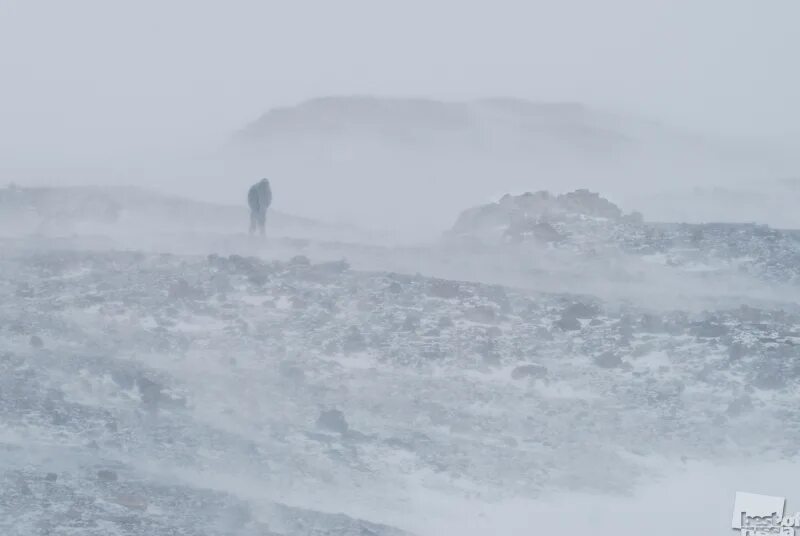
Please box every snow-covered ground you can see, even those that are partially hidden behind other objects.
[2,187,800,535]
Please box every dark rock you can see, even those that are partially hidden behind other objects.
[168,279,203,300]
[475,338,500,365]
[556,315,581,331]
[342,326,366,353]
[247,270,270,286]
[728,342,748,361]
[110,369,136,390]
[45,472,58,482]
[564,302,599,319]
[438,316,454,328]
[16,478,32,495]
[279,362,305,382]
[114,494,148,511]
[210,273,233,293]
[535,327,554,340]
[97,469,118,482]
[752,368,785,390]
[511,364,548,380]
[726,395,753,416]
[428,280,464,299]
[736,305,763,322]
[483,285,512,313]
[316,409,349,434]
[29,335,44,349]
[227,254,265,275]
[691,321,728,338]
[288,255,311,267]
[640,314,665,333]
[618,316,635,340]
[594,351,623,368]
[402,313,422,332]
[136,377,163,409]
[464,305,497,324]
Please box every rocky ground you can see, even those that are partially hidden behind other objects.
[4,186,800,534]
[447,189,800,288]
[2,245,800,535]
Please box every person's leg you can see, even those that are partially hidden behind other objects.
[258,211,266,235]
[249,211,257,234]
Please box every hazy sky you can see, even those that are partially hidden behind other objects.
[1,0,799,167]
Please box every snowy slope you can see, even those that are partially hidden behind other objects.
[2,248,800,535]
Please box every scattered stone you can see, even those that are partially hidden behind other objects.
[691,321,728,338]
[618,316,635,341]
[45,472,58,482]
[387,281,402,293]
[752,367,785,390]
[511,364,548,380]
[16,478,32,495]
[402,313,422,332]
[114,494,148,511]
[316,409,349,434]
[136,377,163,410]
[726,395,753,416]
[556,315,581,331]
[29,335,44,349]
[640,314,665,333]
[594,351,623,368]
[563,302,599,319]
[168,279,203,300]
[342,326,366,353]
[483,285,512,313]
[288,255,311,267]
[428,279,463,299]
[535,327,554,340]
[279,362,305,382]
[475,338,500,365]
[97,469,118,482]
[247,270,270,286]
[438,316,454,328]
[728,342,748,361]
[464,305,497,324]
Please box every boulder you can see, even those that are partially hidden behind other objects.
[511,364,548,380]
[556,315,581,331]
[316,409,349,434]
[594,351,623,368]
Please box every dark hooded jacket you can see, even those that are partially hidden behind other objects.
[248,179,272,215]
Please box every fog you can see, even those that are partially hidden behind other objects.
[2,2,800,536]
[3,0,800,233]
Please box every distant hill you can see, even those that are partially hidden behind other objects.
[235,97,633,153]
[227,96,797,232]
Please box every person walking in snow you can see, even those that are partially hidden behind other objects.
[248,178,272,235]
